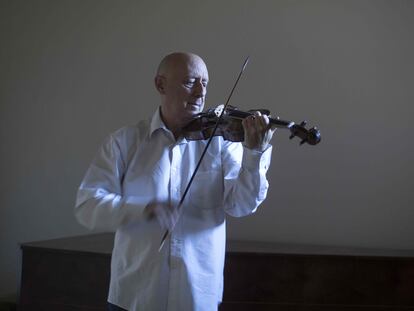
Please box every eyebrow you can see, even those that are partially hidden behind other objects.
[185,76,209,81]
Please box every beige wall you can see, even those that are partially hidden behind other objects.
[1,0,413,299]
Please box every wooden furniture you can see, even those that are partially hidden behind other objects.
[20,234,414,310]
[20,234,112,311]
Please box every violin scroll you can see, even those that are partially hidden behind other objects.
[289,121,321,146]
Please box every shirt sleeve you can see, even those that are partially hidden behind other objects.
[222,141,272,217]
[74,133,147,231]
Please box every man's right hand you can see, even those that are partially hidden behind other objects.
[144,202,179,231]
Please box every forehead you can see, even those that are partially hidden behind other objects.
[170,56,209,80]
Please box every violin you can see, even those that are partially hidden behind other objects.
[182,104,321,146]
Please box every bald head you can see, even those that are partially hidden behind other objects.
[156,52,207,78]
[154,52,209,137]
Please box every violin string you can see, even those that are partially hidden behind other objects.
[158,56,250,251]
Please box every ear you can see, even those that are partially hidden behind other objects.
[154,75,166,94]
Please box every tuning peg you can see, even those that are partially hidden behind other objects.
[300,139,307,145]
[300,120,307,127]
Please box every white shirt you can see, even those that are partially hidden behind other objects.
[75,108,272,311]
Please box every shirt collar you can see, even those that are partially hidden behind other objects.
[149,107,188,144]
[149,107,169,137]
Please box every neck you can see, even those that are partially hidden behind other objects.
[159,107,183,140]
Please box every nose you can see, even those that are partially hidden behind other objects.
[193,81,207,98]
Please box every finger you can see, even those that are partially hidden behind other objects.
[150,204,170,229]
[157,210,168,229]
[267,124,278,132]
[243,114,255,128]
[241,117,249,133]
[253,112,263,127]
[144,202,157,220]
[170,206,180,226]
[268,116,278,130]
[259,114,270,129]
[161,207,173,230]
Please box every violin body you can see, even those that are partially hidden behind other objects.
[183,105,321,146]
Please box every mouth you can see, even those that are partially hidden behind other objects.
[186,102,203,111]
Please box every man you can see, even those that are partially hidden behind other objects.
[75,52,275,311]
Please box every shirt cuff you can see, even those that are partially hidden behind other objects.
[121,196,148,223]
[242,144,272,173]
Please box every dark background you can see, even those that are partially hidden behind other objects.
[1,0,413,301]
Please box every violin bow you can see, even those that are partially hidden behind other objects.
[158,56,250,251]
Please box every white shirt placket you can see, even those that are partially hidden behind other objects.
[167,142,184,309]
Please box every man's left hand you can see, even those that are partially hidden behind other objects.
[242,111,276,152]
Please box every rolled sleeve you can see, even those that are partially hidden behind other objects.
[223,142,272,217]
[74,134,146,231]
